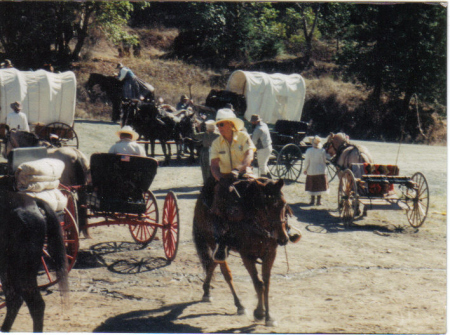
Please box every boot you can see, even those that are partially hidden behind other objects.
[316,196,322,206]
[309,196,315,205]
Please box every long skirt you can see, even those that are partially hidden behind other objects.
[305,174,329,196]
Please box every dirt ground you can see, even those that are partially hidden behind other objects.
[2,120,446,333]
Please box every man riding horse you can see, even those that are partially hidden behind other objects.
[203,108,300,262]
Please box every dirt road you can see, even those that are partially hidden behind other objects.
[2,120,446,333]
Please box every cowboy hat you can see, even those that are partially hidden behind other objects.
[312,136,322,149]
[116,63,124,69]
[250,114,261,123]
[215,108,244,131]
[116,125,139,141]
[10,101,22,111]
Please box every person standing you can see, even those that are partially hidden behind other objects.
[108,126,146,157]
[6,101,29,132]
[304,136,329,205]
[193,120,219,184]
[116,63,140,100]
[250,114,273,178]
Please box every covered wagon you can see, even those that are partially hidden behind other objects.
[226,70,306,123]
[0,68,78,147]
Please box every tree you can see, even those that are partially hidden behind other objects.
[0,1,143,68]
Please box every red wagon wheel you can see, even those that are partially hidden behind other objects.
[129,191,159,246]
[162,191,180,261]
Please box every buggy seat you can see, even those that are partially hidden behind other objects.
[270,120,309,146]
[352,163,399,196]
[88,153,158,214]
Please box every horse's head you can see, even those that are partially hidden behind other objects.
[255,179,290,246]
[324,132,349,157]
[324,132,336,156]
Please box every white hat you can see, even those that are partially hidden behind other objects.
[116,126,139,141]
[312,136,322,149]
[215,108,244,131]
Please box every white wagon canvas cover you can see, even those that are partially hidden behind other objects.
[0,68,76,126]
[226,70,306,124]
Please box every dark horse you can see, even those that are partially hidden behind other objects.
[122,100,179,165]
[0,191,69,332]
[86,73,123,122]
[193,177,290,327]
[86,73,155,123]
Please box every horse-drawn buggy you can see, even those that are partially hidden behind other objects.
[0,147,180,332]
[0,68,79,148]
[324,133,429,228]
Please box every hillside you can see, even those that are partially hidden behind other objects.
[73,27,446,144]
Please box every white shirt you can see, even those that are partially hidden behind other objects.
[6,111,30,132]
[108,138,146,157]
[304,147,327,176]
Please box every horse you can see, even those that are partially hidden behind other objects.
[0,191,69,332]
[4,129,91,236]
[122,100,180,165]
[193,177,290,327]
[86,73,155,123]
[324,132,374,178]
[86,73,123,122]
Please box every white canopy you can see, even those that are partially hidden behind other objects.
[0,68,76,126]
[226,70,306,124]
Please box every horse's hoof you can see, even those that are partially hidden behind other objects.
[254,310,265,321]
[237,307,247,315]
[202,295,212,303]
[266,319,278,327]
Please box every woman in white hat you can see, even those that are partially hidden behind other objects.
[303,136,329,205]
[205,108,256,262]
[108,126,146,157]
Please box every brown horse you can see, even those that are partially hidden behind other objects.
[324,132,374,177]
[193,177,291,327]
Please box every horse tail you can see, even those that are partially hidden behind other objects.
[36,199,69,305]
[192,198,214,273]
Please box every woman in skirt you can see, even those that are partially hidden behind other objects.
[304,136,329,205]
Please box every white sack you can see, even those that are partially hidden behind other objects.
[20,189,68,212]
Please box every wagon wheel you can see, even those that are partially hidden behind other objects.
[338,169,359,228]
[38,206,79,288]
[129,191,159,246]
[326,159,338,183]
[36,122,79,149]
[162,191,180,261]
[405,172,429,228]
[276,144,303,182]
[267,149,279,179]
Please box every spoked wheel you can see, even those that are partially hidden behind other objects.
[276,144,303,182]
[405,172,430,228]
[162,191,180,261]
[129,191,159,246]
[38,206,79,288]
[338,169,359,228]
[36,122,79,149]
[267,149,279,179]
[326,160,338,183]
